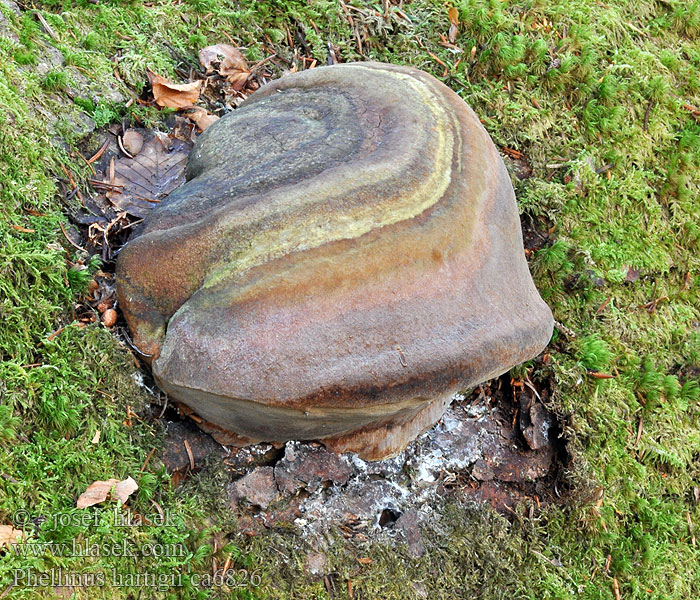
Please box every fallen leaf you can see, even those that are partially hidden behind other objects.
[76,476,138,508]
[357,557,373,565]
[448,7,459,43]
[77,479,119,508]
[53,586,74,600]
[153,131,171,148]
[625,266,641,282]
[448,23,458,43]
[199,44,251,90]
[448,6,459,26]
[121,129,144,156]
[0,524,23,548]
[199,44,247,75]
[91,430,101,444]
[228,70,250,91]
[183,107,220,131]
[104,136,190,218]
[148,70,202,109]
[102,308,117,327]
[171,115,197,142]
[114,477,139,504]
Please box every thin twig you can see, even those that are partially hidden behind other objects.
[140,447,156,472]
[59,221,86,252]
[34,10,59,41]
[184,439,195,470]
[88,140,111,166]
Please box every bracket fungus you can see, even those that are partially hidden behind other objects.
[116,62,553,460]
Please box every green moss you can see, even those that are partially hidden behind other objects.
[1,0,699,597]
[42,69,68,90]
[13,48,36,65]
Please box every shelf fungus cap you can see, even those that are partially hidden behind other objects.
[116,62,553,460]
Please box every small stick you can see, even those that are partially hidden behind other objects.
[640,296,669,313]
[634,418,643,447]
[688,512,696,547]
[426,50,447,68]
[117,135,134,159]
[222,555,232,576]
[88,139,110,164]
[184,439,195,470]
[89,179,124,191]
[222,30,236,45]
[682,272,691,291]
[47,326,66,342]
[157,394,169,419]
[595,297,611,316]
[59,222,86,252]
[249,53,277,75]
[60,164,82,200]
[613,576,621,600]
[140,447,156,472]
[75,150,96,175]
[35,10,59,41]
[554,320,576,338]
[23,208,46,217]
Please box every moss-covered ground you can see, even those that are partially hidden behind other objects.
[1,0,699,598]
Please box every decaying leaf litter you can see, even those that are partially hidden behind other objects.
[61,26,356,339]
[59,40,323,362]
[55,43,267,347]
[63,40,283,263]
[76,476,138,509]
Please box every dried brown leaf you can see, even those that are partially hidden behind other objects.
[0,524,23,548]
[148,70,202,109]
[448,7,459,42]
[448,23,458,43]
[76,478,119,508]
[76,476,138,508]
[625,266,641,282]
[122,129,144,156]
[114,477,139,504]
[102,308,117,327]
[153,131,171,148]
[199,44,248,75]
[448,6,459,26]
[184,107,220,132]
[104,136,190,218]
[228,70,250,91]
